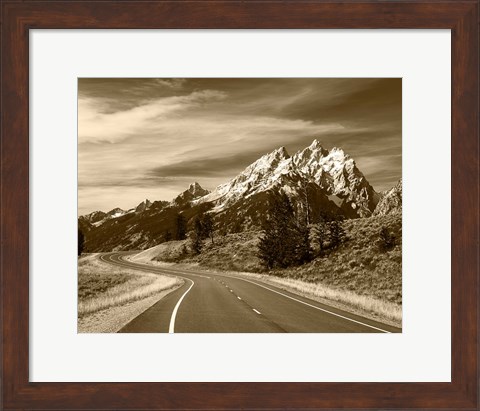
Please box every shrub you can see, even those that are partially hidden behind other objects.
[378,226,396,251]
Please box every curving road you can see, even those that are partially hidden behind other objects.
[100,252,401,333]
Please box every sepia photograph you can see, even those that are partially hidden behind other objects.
[78,78,402,333]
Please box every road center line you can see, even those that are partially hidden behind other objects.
[101,253,391,333]
[100,254,197,334]
[226,276,391,333]
[168,279,194,334]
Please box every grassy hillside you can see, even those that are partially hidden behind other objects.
[146,213,402,306]
[81,201,212,252]
[280,214,402,304]
[78,254,182,316]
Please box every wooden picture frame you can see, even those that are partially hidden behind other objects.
[1,1,478,409]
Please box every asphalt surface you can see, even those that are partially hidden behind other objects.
[100,252,401,333]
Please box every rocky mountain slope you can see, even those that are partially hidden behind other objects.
[79,183,211,251]
[172,182,210,207]
[373,179,402,216]
[79,140,397,252]
[292,140,379,217]
[196,140,379,218]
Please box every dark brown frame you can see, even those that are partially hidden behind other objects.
[1,1,478,410]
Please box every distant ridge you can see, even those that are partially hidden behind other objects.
[79,140,400,252]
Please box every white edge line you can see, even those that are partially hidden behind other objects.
[113,255,211,279]
[101,253,390,333]
[100,254,196,334]
[235,276,391,333]
[168,279,195,334]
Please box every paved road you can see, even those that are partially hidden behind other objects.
[100,252,401,333]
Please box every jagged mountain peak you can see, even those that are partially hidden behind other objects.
[292,141,353,177]
[309,138,322,148]
[292,139,328,165]
[271,145,290,158]
[373,178,402,216]
[197,139,379,217]
[195,145,295,209]
[79,140,397,251]
[248,146,290,172]
[307,139,327,153]
[135,199,152,213]
[79,210,107,224]
[188,182,208,197]
[107,207,125,216]
[172,182,210,206]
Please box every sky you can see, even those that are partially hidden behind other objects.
[78,78,402,215]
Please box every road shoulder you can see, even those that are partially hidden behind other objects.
[78,254,183,333]
[78,286,182,333]
[129,258,401,329]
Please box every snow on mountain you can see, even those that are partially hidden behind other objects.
[78,140,393,251]
[106,207,126,218]
[135,199,152,213]
[197,146,292,210]
[292,140,379,217]
[171,182,210,206]
[195,139,379,217]
[79,210,107,224]
[80,207,134,228]
[373,179,402,216]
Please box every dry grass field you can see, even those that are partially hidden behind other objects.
[78,254,182,317]
[280,214,402,304]
[140,214,402,325]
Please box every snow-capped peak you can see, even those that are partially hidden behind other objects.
[135,199,152,213]
[107,207,125,217]
[373,178,402,216]
[246,146,290,174]
[271,146,290,159]
[188,182,208,197]
[196,140,379,217]
[171,182,210,206]
[308,139,324,150]
[195,145,294,208]
[292,139,328,167]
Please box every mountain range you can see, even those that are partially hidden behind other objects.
[79,140,401,252]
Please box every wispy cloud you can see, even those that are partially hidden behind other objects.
[78,78,401,214]
[78,89,227,143]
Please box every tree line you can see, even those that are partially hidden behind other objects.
[76,190,396,262]
[162,211,215,255]
[257,191,398,270]
[257,192,346,270]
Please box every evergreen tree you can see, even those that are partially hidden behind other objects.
[78,228,85,256]
[293,219,312,265]
[290,203,312,265]
[189,216,203,254]
[164,230,172,242]
[257,229,278,270]
[201,212,215,244]
[258,191,300,269]
[328,219,346,249]
[189,230,202,255]
[299,180,312,226]
[378,226,396,251]
[314,222,328,256]
[175,213,187,240]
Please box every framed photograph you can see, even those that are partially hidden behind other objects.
[77,77,402,335]
[1,1,478,410]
